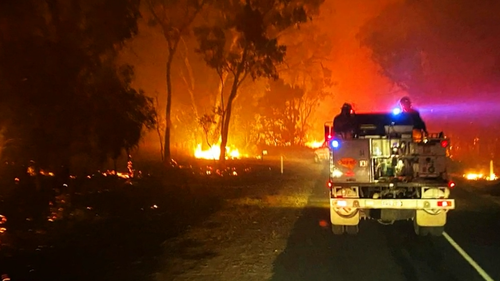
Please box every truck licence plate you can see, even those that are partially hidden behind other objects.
[381,200,402,207]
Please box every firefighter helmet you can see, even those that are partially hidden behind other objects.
[399,96,412,112]
[341,103,354,114]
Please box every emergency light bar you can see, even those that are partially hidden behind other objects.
[329,139,340,149]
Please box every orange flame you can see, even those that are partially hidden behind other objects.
[194,144,240,160]
[305,140,324,149]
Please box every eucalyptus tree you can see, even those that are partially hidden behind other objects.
[195,0,324,162]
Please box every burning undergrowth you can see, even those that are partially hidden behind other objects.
[0,158,285,281]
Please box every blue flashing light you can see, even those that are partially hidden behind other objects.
[392,108,401,115]
[330,139,340,149]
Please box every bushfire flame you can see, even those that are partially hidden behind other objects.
[194,144,240,160]
[305,140,324,149]
[464,172,498,181]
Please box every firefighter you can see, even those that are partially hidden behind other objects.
[333,103,357,138]
[399,96,428,135]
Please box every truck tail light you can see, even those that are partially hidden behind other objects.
[437,200,452,207]
[448,181,455,189]
[441,140,449,147]
[327,181,332,189]
[324,125,332,142]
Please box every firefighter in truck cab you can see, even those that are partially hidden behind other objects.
[398,96,428,135]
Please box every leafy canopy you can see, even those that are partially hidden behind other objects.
[0,0,155,167]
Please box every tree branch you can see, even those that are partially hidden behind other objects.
[237,69,249,87]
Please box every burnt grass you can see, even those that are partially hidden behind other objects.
[0,158,290,281]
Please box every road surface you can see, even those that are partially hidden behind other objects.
[271,166,500,281]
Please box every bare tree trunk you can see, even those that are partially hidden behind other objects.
[213,35,240,149]
[220,75,239,164]
[181,37,200,122]
[154,95,165,162]
[219,45,248,164]
[164,51,174,164]
[219,73,225,147]
[206,72,227,148]
[180,38,205,150]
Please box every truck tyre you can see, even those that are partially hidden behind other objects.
[413,221,430,236]
[332,224,344,235]
[428,226,444,236]
[345,225,359,235]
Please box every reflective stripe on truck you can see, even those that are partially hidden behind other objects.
[331,198,455,209]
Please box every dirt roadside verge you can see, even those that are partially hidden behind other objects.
[154,161,324,281]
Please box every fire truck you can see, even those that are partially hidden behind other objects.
[324,110,455,236]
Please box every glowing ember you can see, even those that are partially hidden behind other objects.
[26,167,54,176]
[40,170,54,176]
[27,166,35,176]
[100,170,131,179]
[194,144,240,160]
[305,140,325,149]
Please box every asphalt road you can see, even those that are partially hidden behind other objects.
[271,165,500,281]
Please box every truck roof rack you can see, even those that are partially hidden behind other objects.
[354,112,417,137]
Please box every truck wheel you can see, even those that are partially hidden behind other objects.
[428,226,444,236]
[331,224,344,235]
[345,225,359,235]
[413,221,430,236]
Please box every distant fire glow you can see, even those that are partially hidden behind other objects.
[464,173,484,180]
[305,140,324,149]
[463,173,498,181]
[194,144,240,160]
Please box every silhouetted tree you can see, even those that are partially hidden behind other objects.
[90,64,156,165]
[0,0,153,187]
[195,0,324,163]
[257,79,304,145]
[146,0,208,164]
